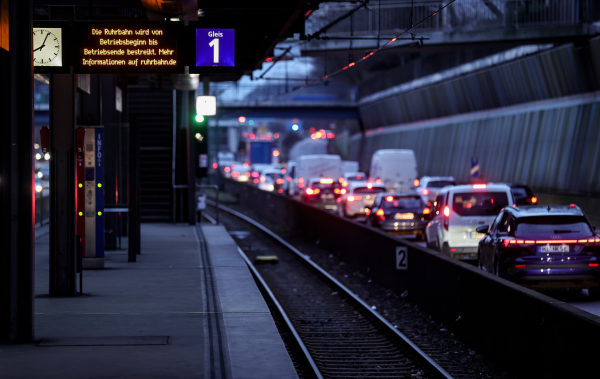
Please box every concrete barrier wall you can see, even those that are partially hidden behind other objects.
[224,179,600,378]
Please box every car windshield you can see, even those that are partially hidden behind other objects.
[354,187,386,194]
[427,180,455,188]
[452,192,509,216]
[381,196,424,210]
[264,173,282,180]
[515,216,593,237]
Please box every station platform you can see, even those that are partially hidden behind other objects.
[1,223,298,379]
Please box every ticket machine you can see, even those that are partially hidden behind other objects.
[77,126,105,269]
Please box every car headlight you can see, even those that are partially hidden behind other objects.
[35,185,43,193]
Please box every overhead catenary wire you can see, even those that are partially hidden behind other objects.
[263,0,458,102]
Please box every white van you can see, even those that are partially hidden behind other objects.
[283,161,297,195]
[369,149,418,192]
[341,161,360,174]
[425,183,514,259]
[290,155,343,196]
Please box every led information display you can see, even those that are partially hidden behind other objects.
[73,22,182,73]
[195,28,235,67]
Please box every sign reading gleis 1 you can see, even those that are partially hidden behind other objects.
[74,23,180,72]
[196,28,235,67]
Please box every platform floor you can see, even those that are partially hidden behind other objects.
[1,223,297,379]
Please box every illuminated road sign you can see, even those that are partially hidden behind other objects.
[195,28,235,67]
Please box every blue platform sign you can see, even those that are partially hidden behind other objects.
[196,28,235,67]
[470,156,479,179]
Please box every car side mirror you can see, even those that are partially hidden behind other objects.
[476,225,489,234]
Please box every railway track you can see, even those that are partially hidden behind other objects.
[204,202,453,379]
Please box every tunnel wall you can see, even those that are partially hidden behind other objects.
[350,92,600,198]
[222,179,600,379]
[358,43,599,129]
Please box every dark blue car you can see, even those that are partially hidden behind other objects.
[477,205,600,297]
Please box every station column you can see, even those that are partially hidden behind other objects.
[0,0,34,343]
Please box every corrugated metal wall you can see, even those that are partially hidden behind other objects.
[358,44,594,130]
[350,92,600,195]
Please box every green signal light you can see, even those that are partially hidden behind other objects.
[97,183,102,188]
[78,183,83,188]
[97,211,102,216]
[78,211,83,216]
[195,114,205,123]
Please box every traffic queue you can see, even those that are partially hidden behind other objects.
[218,147,600,297]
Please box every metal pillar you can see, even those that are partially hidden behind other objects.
[49,73,77,297]
[187,90,197,225]
[128,117,140,261]
[0,0,35,343]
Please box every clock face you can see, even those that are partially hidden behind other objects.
[33,28,62,67]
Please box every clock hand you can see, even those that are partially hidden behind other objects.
[33,45,44,52]
[41,33,50,47]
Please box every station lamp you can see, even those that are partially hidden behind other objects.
[292,123,299,131]
[238,116,246,124]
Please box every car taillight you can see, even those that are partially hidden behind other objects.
[414,179,420,187]
[375,179,382,184]
[260,176,266,182]
[503,239,600,247]
[348,196,363,202]
[320,178,333,184]
[423,208,430,215]
[339,177,344,183]
[443,206,449,230]
[472,184,486,189]
[282,169,286,173]
[427,202,432,207]
[287,177,291,181]
[376,208,385,221]
[232,171,240,178]
[253,179,259,184]
[421,189,429,196]
[334,188,341,194]
[245,172,250,177]
[298,178,304,183]
[531,197,537,203]
[306,188,320,195]
[367,183,373,189]
[252,172,259,178]
[342,181,349,187]
[341,189,346,194]
[385,196,394,202]
[365,208,371,215]
[276,178,284,185]
[224,167,230,173]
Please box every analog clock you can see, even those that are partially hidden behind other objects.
[33,27,62,67]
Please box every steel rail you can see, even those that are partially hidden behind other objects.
[206,199,453,379]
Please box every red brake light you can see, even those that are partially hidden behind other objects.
[212,163,218,169]
[320,178,333,184]
[414,179,420,187]
[252,172,259,178]
[231,171,240,177]
[367,183,373,189]
[375,179,382,184]
[531,196,537,203]
[306,188,313,195]
[443,206,450,217]
[515,264,526,268]
[341,189,346,194]
[348,196,355,202]
[473,184,486,189]
[276,178,284,185]
[282,168,286,173]
[260,176,266,182]
[342,181,349,187]
[421,189,429,196]
[334,188,341,194]
[287,177,291,181]
[504,240,510,247]
[224,167,230,172]
[423,208,430,215]
[339,177,344,183]
[570,204,575,207]
[253,179,258,184]
[450,248,457,252]
[365,208,371,215]
[386,196,393,202]
[375,209,385,220]
[590,263,599,267]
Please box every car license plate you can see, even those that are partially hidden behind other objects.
[469,232,485,239]
[364,197,374,206]
[394,213,414,220]
[540,245,569,253]
[321,194,334,200]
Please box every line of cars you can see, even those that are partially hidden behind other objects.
[223,147,600,295]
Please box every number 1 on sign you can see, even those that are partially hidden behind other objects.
[209,38,219,64]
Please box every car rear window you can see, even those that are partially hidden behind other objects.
[354,187,386,194]
[381,196,424,210]
[511,187,530,200]
[347,175,365,181]
[452,192,509,216]
[515,216,593,237]
[427,180,455,188]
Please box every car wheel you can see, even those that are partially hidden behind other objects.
[589,286,600,300]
